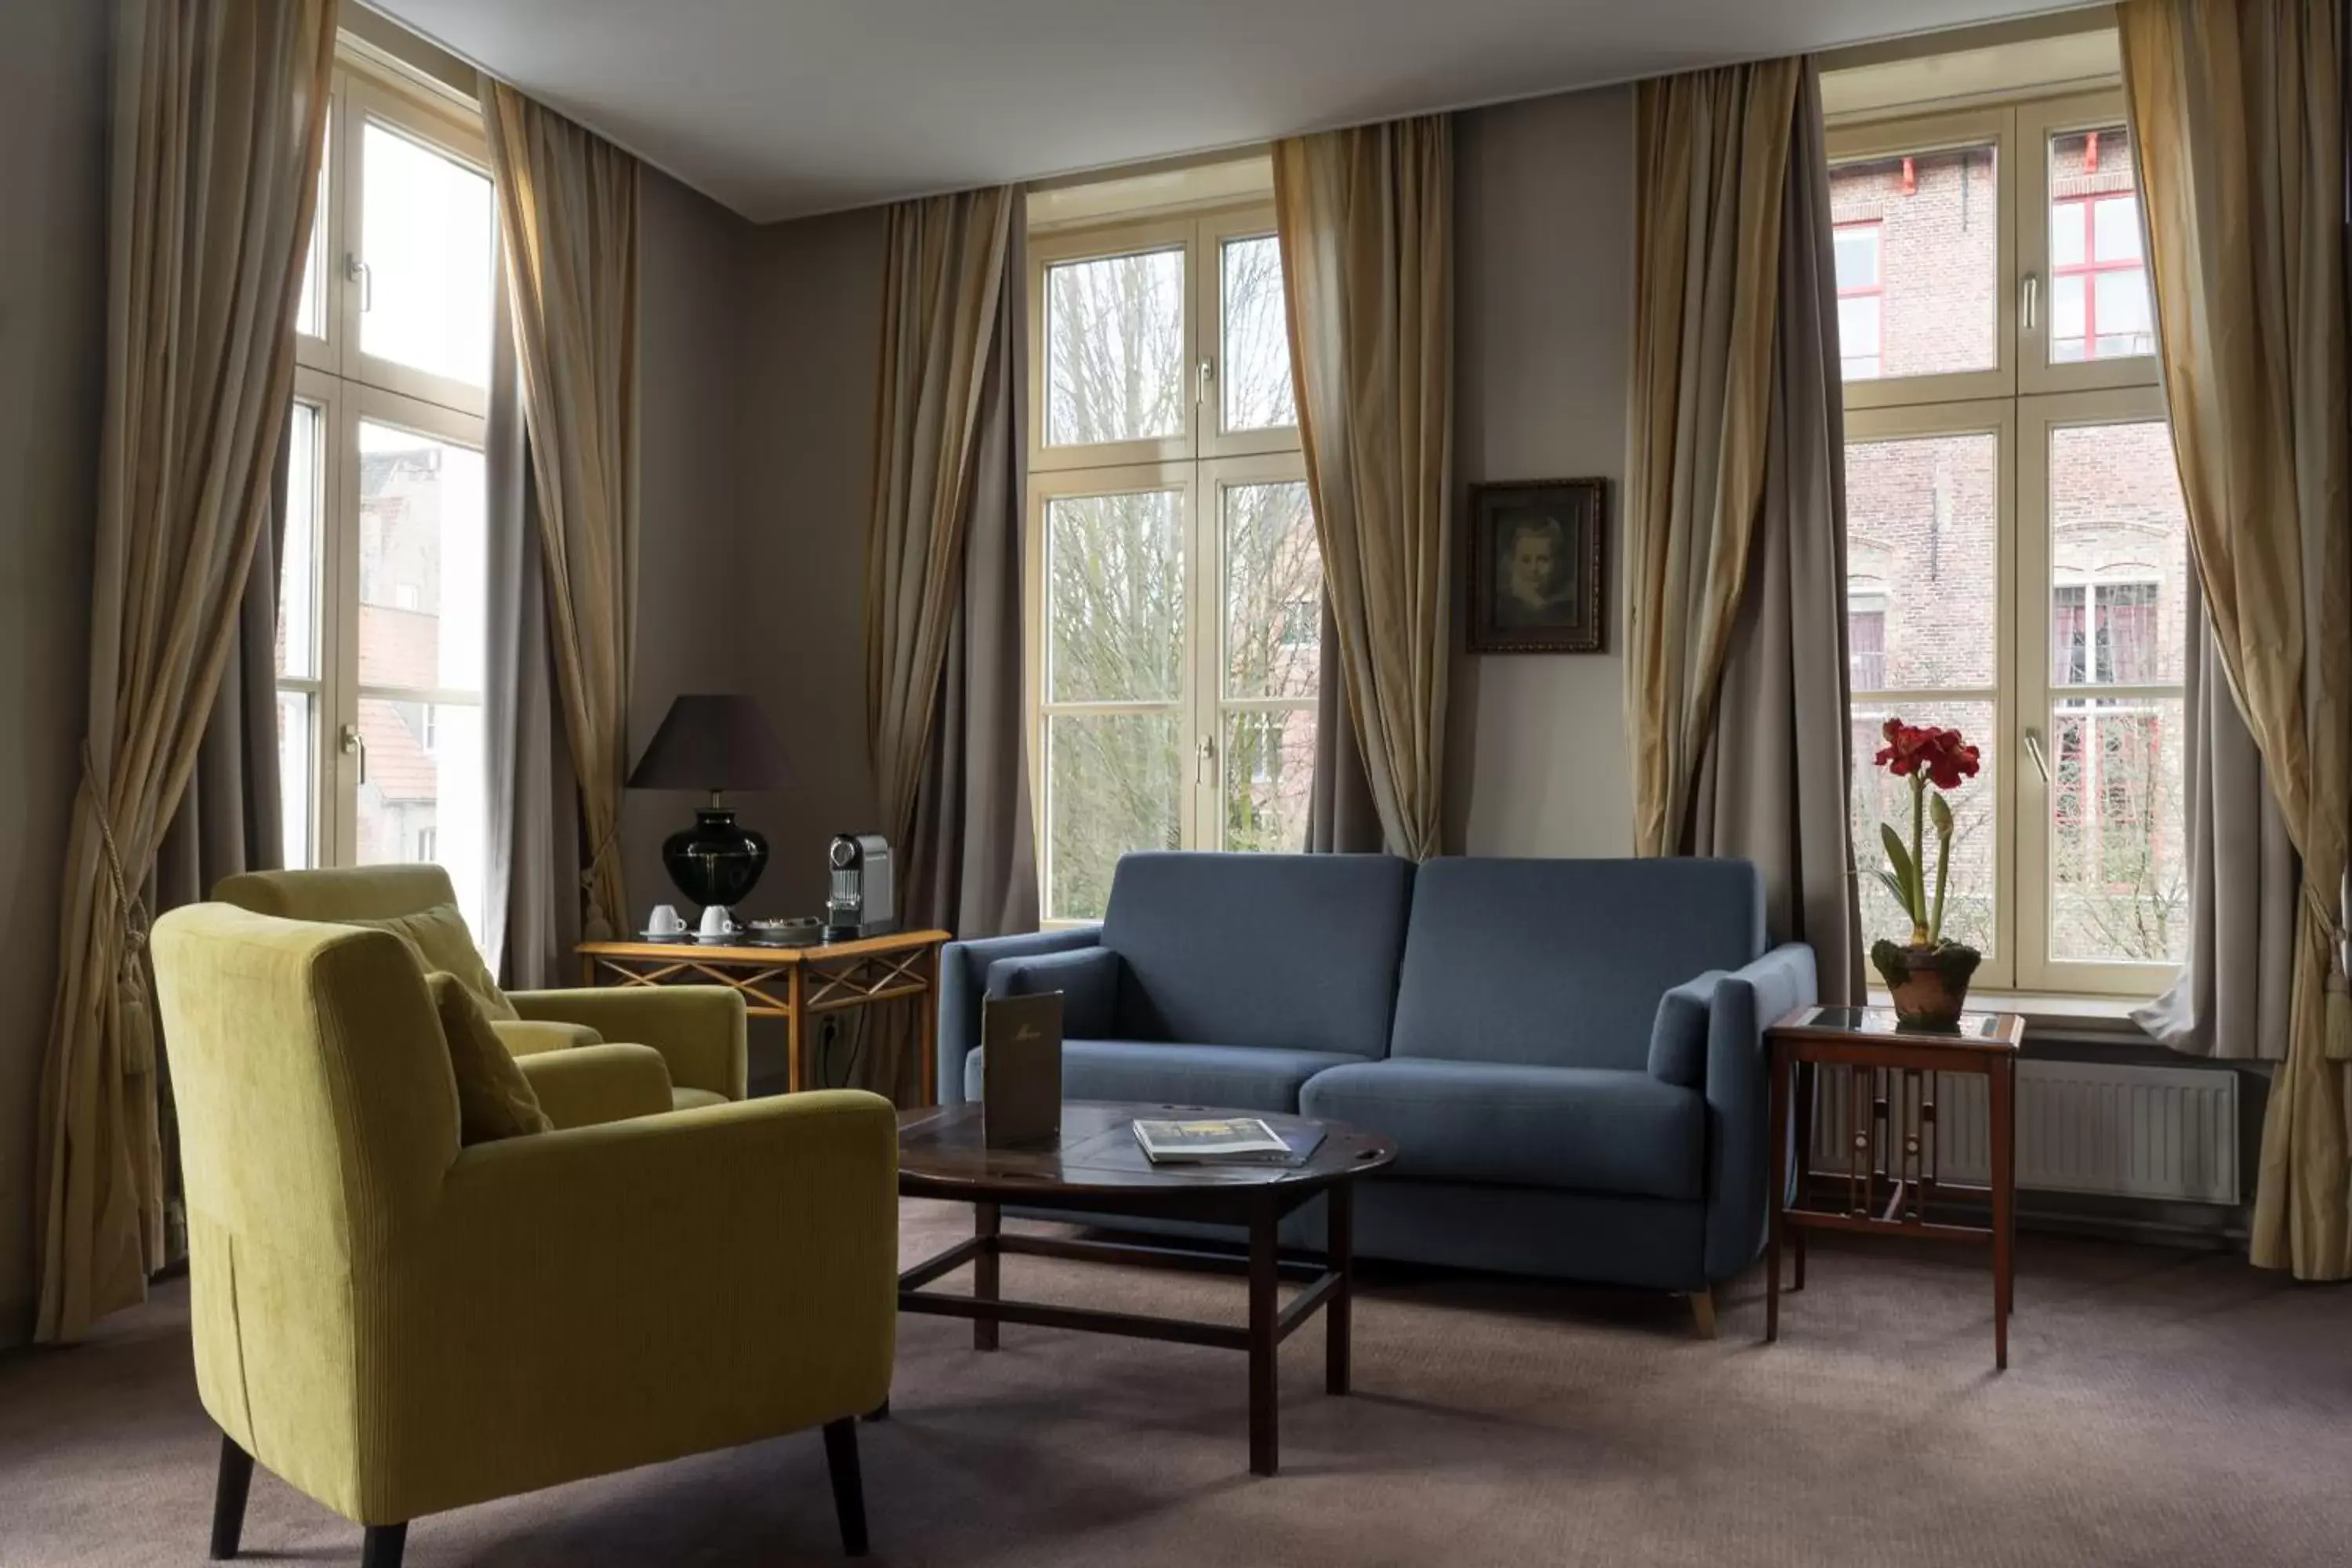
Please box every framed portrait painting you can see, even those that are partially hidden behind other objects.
[1467,477,1606,653]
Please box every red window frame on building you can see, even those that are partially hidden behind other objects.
[2050,192,2146,361]
[1833,220,1883,379]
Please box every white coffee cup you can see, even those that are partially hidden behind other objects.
[698,904,735,939]
[648,903,685,936]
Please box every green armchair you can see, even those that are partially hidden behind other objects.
[212,865,744,1123]
[153,902,898,1565]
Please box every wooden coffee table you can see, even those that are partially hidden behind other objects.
[894,1100,1397,1475]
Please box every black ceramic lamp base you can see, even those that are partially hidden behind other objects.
[662,806,768,911]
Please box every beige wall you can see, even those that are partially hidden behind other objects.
[1448,85,1636,858]
[0,0,108,1348]
[628,166,757,920]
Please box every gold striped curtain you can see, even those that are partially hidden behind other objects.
[35,0,335,1342]
[1622,60,1804,858]
[1273,115,1455,860]
[2120,0,2351,1277]
[865,188,1017,859]
[481,83,641,942]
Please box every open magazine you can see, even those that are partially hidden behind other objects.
[1131,1116,1322,1166]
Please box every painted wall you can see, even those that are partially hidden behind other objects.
[0,0,108,1346]
[1448,85,1636,858]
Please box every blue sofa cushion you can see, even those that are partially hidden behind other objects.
[1390,858,1766,1071]
[986,946,1121,1038]
[964,1039,1370,1115]
[1300,1058,1706,1200]
[1648,972,1725,1088]
[1100,851,1412,1058]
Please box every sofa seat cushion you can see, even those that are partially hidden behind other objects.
[965,1039,1370,1115]
[1299,1059,1704,1200]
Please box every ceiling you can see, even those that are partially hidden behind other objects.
[367,0,2085,223]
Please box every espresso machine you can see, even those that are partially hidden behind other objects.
[824,833,897,942]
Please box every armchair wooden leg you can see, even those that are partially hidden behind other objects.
[1687,1287,1719,1340]
[822,1417,869,1558]
[361,1523,407,1568]
[209,1434,254,1559]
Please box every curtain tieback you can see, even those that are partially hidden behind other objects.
[81,740,159,1076]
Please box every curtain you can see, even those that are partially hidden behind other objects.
[34,0,334,1343]
[900,202,1038,942]
[2121,0,2350,1276]
[1679,61,1864,1004]
[481,82,640,945]
[1306,596,1385,853]
[1623,59,1804,861]
[866,187,1017,871]
[2132,583,2299,1061]
[484,256,585,987]
[1273,115,1455,861]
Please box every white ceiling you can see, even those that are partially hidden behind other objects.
[367,0,2084,223]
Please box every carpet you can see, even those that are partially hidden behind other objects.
[2,1200,2347,1566]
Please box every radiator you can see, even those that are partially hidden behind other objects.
[1809,1060,2239,1206]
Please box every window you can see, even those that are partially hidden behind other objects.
[280,55,495,942]
[1829,85,2185,995]
[1027,202,1316,921]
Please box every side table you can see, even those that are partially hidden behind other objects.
[577,929,952,1102]
[1764,1003,2026,1369]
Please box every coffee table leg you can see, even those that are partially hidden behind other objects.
[1325,1185,1353,1396]
[974,1202,1000,1352]
[1248,1202,1279,1476]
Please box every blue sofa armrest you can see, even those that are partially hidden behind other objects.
[1696,942,1818,1283]
[937,926,1103,1104]
[987,946,1120,1039]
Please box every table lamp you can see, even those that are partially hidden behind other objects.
[627,693,795,918]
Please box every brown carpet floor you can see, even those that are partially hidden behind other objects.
[4,1200,2348,1567]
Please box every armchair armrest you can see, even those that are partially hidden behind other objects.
[506,985,746,1099]
[1694,942,1818,1283]
[412,1093,899,1494]
[938,926,1103,1103]
[514,1042,674,1130]
[987,946,1120,1038]
[492,1018,602,1058]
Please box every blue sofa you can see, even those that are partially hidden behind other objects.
[938,851,1815,1314]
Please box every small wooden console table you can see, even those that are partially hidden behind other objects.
[577,929,952,1102]
[1765,1003,2026,1369]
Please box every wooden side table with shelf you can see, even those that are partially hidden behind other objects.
[577,929,952,1103]
[1764,1003,2026,1369]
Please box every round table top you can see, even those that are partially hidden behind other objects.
[896,1100,1396,1200]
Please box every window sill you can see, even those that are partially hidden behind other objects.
[1865,986,2154,1039]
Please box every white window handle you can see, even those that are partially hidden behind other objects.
[342,722,368,785]
[2020,273,2039,334]
[346,253,372,312]
[1194,732,1216,784]
[2024,727,2051,785]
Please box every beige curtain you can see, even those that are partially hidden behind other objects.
[1680,60,1864,1004]
[865,187,1017,862]
[34,0,334,1343]
[1623,59,1804,858]
[1274,115,1454,860]
[482,82,640,943]
[2122,0,2351,1277]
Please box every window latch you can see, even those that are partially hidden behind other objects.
[1195,732,1216,784]
[1198,356,1215,407]
[342,722,368,786]
[2024,726,2051,785]
[345,252,372,313]
[2020,272,2039,334]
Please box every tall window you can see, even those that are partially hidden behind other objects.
[1026,203,1316,921]
[281,57,495,939]
[1831,90,2186,995]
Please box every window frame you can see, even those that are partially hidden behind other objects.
[1830,87,2177,999]
[1022,201,1313,923]
[1833,220,1886,380]
[279,51,495,930]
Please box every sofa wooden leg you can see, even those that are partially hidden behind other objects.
[361,1523,407,1568]
[1687,1287,1719,1340]
[209,1433,255,1559]
[822,1417,869,1558]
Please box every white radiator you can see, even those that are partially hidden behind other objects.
[1809,1060,2239,1206]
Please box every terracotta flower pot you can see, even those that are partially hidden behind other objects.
[1870,938,1984,1029]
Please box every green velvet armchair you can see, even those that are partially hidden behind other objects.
[153,902,898,1566]
[212,865,742,1124]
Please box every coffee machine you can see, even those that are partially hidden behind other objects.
[824,833,897,942]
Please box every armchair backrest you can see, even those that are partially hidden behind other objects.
[212,862,459,922]
[152,903,460,1486]
[1391,858,1766,1069]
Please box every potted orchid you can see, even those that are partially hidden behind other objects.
[1867,717,1984,1027]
